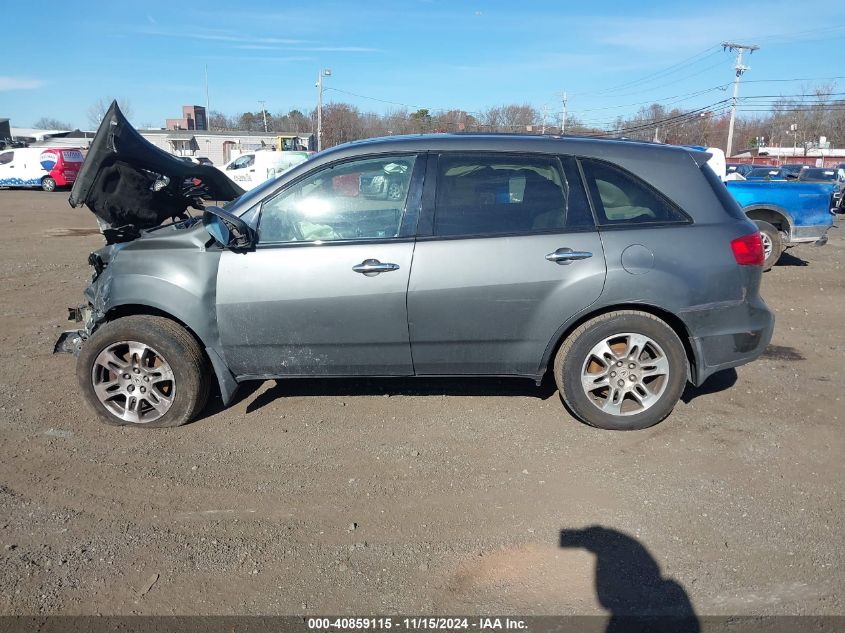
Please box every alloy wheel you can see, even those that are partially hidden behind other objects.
[760,231,773,259]
[91,341,176,423]
[580,333,670,416]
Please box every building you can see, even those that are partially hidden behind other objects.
[729,146,845,168]
[138,129,315,166]
[165,105,207,131]
[0,118,10,141]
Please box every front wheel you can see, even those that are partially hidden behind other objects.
[41,176,57,192]
[754,220,783,271]
[77,315,210,428]
[554,311,688,430]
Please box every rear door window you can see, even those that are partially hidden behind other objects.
[580,158,689,226]
[433,153,593,237]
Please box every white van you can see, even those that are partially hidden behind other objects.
[0,147,85,191]
[220,150,310,190]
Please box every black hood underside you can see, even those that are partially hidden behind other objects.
[69,101,244,237]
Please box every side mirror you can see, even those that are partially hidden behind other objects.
[203,205,254,250]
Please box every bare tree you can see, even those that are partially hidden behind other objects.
[33,117,73,130]
[200,85,845,154]
[87,97,133,129]
[208,110,237,131]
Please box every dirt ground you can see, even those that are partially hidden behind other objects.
[0,189,842,617]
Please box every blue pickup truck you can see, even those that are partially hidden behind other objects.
[725,180,837,270]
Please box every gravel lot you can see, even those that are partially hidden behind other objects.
[0,189,842,616]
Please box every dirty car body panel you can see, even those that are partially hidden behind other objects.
[56,105,774,427]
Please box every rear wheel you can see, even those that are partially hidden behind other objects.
[41,176,56,192]
[554,311,688,430]
[754,220,783,271]
[77,315,210,428]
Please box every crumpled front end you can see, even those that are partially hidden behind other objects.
[69,100,243,243]
[53,243,123,355]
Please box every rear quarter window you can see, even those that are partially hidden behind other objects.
[580,158,690,226]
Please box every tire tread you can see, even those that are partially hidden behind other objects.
[77,315,210,428]
[554,310,686,430]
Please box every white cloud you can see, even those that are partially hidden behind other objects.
[232,44,379,53]
[0,76,45,91]
[137,27,307,45]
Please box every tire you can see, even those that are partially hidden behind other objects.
[554,310,688,431]
[77,315,210,428]
[754,220,783,272]
[41,176,56,192]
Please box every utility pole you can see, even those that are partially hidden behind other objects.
[560,91,567,134]
[258,100,268,133]
[204,64,209,130]
[723,42,759,158]
[316,68,331,152]
[541,104,548,135]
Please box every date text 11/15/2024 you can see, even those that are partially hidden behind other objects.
[306,618,528,630]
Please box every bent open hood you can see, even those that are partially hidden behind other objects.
[69,101,244,237]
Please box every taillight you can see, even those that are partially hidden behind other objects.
[731,232,765,266]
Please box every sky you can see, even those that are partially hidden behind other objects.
[3,0,845,131]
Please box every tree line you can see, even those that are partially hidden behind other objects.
[32,85,844,156]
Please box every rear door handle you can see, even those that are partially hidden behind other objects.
[352,258,400,276]
[545,247,593,265]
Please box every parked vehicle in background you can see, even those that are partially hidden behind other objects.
[55,103,773,432]
[0,138,27,150]
[780,164,805,179]
[182,156,214,166]
[726,163,754,178]
[797,167,845,212]
[0,147,84,191]
[726,179,836,269]
[744,167,789,181]
[220,149,309,190]
[275,134,311,152]
[797,167,837,181]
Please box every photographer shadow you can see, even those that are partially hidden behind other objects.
[560,526,700,633]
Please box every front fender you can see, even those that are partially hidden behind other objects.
[95,274,218,347]
[89,274,241,406]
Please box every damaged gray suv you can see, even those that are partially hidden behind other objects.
[55,103,774,431]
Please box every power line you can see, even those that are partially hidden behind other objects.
[570,84,731,115]
[742,75,845,85]
[751,23,845,44]
[588,99,733,137]
[323,86,431,112]
[571,45,722,97]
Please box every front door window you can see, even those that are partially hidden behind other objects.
[258,154,417,243]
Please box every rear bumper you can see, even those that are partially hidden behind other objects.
[51,171,77,186]
[681,296,775,386]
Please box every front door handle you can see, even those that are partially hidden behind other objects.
[352,258,401,276]
[545,247,593,265]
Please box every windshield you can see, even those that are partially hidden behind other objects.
[748,168,781,177]
[799,169,836,181]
